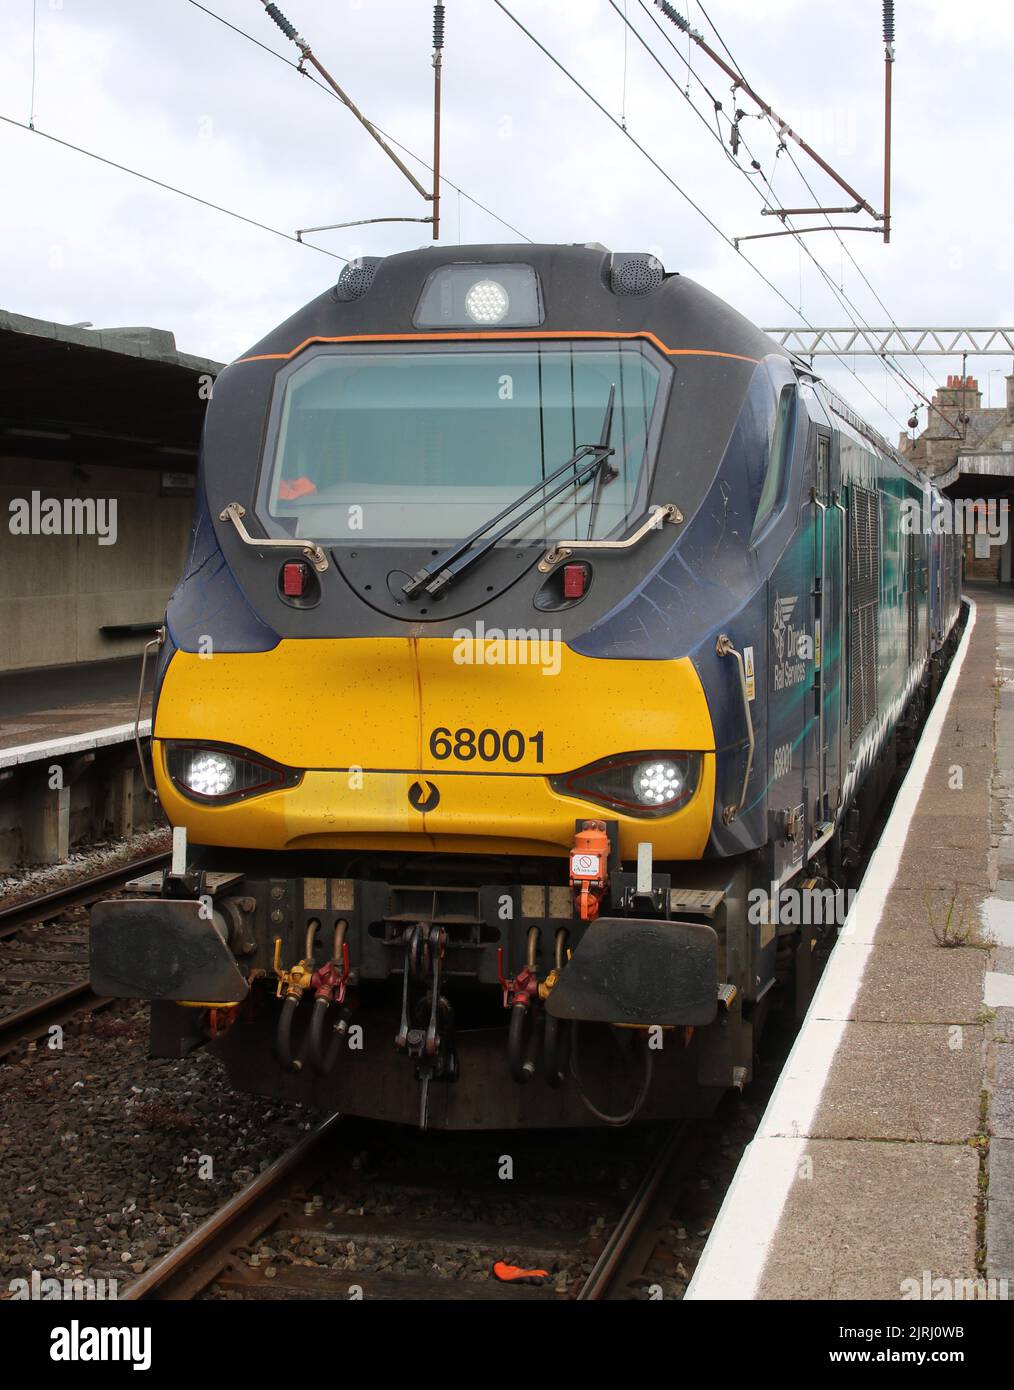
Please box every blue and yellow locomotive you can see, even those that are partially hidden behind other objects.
[91,244,962,1128]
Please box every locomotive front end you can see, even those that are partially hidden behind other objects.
[91,244,783,1128]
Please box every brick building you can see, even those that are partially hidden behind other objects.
[900,366,1014,583]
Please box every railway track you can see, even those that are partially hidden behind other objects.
[126,1114,700,1302]
[0,849,170,1056]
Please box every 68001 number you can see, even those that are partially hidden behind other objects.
[428,727,545,764]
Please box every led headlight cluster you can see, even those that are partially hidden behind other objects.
[550,751,701,819]
[633,760,685,806]
[414,262,543,328]
[464,278,510,324]
[185,751,237,798]
[165,743,300,805]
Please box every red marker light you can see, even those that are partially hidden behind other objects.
[282,561,308,597]
[563,563,587,599]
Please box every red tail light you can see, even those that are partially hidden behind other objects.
[282,561,308,597]
[563,563,588,599]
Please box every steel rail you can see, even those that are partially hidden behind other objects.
[0,850,171,939]
[0,848,172,1054]
[578,1121,694,1300]
[124,1112,343,1300]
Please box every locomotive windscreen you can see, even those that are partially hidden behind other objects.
[257,340,669,543]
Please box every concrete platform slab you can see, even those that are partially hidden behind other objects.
[811,1023,983,1143]
[902,816,993,853]
[757,1140,978,1300]
[852,943,987,1025]
[852,888,989,948]
[893,848,991,893]
[987,1135,1014,1282]
[0,655,153,752]
[992,1045,1014,1138]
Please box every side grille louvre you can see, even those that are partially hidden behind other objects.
[849,485,880,743]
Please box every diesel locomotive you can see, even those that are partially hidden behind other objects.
[91,244,963,1128]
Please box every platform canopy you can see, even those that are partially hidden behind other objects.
[0,309,223,471]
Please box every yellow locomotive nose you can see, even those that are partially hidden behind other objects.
[153,635,717,859]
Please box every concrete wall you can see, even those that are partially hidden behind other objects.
[1,457,193,672]
[0,737,164,870]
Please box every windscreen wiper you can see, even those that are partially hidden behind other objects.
[403,385,616,600]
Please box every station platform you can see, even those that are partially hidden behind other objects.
[689,584,1014,1301]
[0,658,158,867]
[0,657,152,761]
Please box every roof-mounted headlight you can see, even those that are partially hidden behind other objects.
[414,263,543,328]
[465,278,510,324]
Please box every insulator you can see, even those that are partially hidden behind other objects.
[264,2,298,41]
[433,3,445,50]
[655,0,691,35]
[883,0,895,45]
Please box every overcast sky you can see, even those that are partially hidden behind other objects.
[1,0,1011,441]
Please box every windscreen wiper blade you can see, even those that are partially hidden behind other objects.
[402,385,616,600]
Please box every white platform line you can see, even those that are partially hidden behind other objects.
[0,719,152,770]
[985,971,1014,1009]
[686,597,978,1300]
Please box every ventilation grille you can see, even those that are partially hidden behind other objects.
[334,256,383,301]
[609,253,665,296]
[906,529,926,661]
[849,485,880,743]
[943,531,958,628]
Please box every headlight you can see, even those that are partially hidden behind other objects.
[633,760,685,806]
[165,743,300,804]
[414,262,543,328]
[549,752,701,819]
[464,278,510,324]
[186,751,236,797]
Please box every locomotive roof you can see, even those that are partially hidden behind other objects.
[239,242,790,367]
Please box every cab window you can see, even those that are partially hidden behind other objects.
[752,384,796,539]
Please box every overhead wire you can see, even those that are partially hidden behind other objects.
[0,113,348,261]
[614,0,923,432]
[693,0,947,424]
[490,0,809,321]
[184,0,533,243]
[494,0,907,432]
[620,4,912,398]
